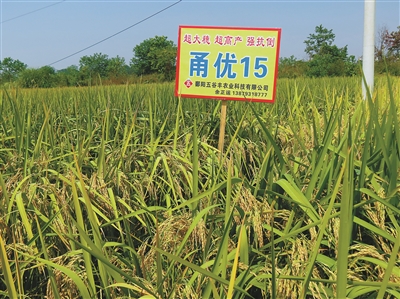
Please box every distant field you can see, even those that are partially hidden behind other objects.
[0,76,399,298]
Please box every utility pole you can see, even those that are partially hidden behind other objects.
[362,0,376,99]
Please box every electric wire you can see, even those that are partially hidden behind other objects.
[48,0,182,66]
[1,0,66,24]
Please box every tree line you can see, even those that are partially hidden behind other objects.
[0,36,176,88]
[279,25,400,78]
[1,25,400,88]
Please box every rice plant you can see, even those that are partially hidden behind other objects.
[0,76,399,298]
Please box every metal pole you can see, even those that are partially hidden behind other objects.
[362,0,376,99]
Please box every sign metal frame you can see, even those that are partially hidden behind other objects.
[175,25,281,103]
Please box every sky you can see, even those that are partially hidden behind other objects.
[1,0,399,70]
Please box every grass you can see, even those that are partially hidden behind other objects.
[0,76,399,298]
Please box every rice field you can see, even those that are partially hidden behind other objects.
[0,75,399,298]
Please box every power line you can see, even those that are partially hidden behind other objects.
[1,0,66,24]
[48,0,182,66]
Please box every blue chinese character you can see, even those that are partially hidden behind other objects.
[213,52,237,79]
[189,52,209,78]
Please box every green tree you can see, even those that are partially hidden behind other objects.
[19,66,57,88]
[130,35,176,80]
[107,56,127,79]
[304,25,335,59]
[307,45,357,77]
[304,25,357,77]
[79,53,110,84]
[56,65,81,87]
[0,57,27,83]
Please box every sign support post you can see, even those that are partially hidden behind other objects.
[218,100,228,159]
